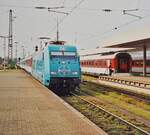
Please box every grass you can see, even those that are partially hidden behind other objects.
[63,95,146,135]
[80,83,150,121]
[65,76,150,132]
[96,92,150,120]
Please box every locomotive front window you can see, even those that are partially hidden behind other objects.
[51,51,76,56]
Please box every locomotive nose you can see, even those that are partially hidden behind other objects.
[58,62,70,75]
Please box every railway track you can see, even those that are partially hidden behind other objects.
[82,76,150,103]
[64,92,150,135]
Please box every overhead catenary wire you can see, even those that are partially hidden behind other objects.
[0,4,34,9]
[62,0,66,7]
[0,10,9,15]
[78,12,150,44]
[1,1,150,46]
[48,0,86,35]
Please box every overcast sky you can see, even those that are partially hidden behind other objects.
[0,0,150,58]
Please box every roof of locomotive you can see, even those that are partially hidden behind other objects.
[21,43,78,61]
[46,44,77,52]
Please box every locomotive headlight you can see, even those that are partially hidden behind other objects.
[51,71,57,75]
[72,71,78,75]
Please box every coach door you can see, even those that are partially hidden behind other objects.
[116,53,131,73]
[118,58,128,72]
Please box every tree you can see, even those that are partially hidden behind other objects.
[0,57,3,64]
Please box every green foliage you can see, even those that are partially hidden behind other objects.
[0,57,3,64]
[8,60,17,69]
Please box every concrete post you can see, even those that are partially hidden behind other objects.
[143,45,146,77]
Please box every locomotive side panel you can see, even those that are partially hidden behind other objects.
[42,48,50,86]
[32,52,44,83]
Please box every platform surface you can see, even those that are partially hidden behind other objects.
[0,70,106,135]
[96,74,150,95]
[112,73,150,84]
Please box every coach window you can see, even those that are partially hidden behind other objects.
[99,61,101,66]
[140,61,143,66]
[92,61,94,66]
[135,61,138,66]
[146,60,150,66]
[136,61,139,66]
[95,61,97,66]
[132,61,135,66]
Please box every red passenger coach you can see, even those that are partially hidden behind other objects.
[80,52,132,75]
[131,58,150,73]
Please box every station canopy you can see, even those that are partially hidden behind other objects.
[103,37,150,77]
[103,37,150,49]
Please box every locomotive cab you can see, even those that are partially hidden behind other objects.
[31,42,81,94]
[48,45,81,94]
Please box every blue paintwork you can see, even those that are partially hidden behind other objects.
[32,44,81,90]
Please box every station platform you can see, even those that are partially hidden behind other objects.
[112,73,150,84]
[0,70,106,135]
[97,74,150,96]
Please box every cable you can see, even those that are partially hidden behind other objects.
[48,0,86,35]
[0,10,9,15]
[78,13,150,43]
[0,4,34,9]
[137,0,141,9]
[62,0,66,6]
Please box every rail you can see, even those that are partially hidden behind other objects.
[71,92,150,135]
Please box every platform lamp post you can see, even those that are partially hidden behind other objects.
[0,36,9,70]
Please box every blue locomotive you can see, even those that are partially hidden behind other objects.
[20,41,81,94]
